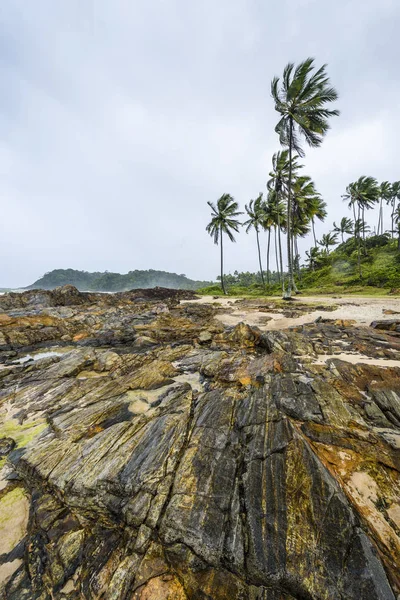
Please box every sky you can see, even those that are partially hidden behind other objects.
[1,0,399,287]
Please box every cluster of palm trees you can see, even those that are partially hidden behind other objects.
[207,57,340,297]
[206,57,400,296]
[341,177,400,275]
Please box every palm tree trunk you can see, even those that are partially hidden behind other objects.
[391,199,395,238]
[285,121,293,299]
[266,228,271,286]
[277,221,284,292]
[295,237,301,282]
[377,198,382,236]
[256,228,265,287]
[290,232,298,292]
[362,205,367,256]
[341,231,344,244]
[312,218,317,247]
[357,204,362,278]
[274,226,279,282]
[352,202,357,241]
[220,226,226,295]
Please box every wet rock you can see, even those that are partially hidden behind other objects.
[0,437,16,456]
[0,291,399,598]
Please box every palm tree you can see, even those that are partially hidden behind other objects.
[333,217,353,243]
[271,57,339,298]
[309,196,327,248]
[342,176,379,275]
[377,181,392,235]
[354,219,371,238]
[318,232,338,254]
[244,193,265,287]
[206,194,242,295]
[291,175,323,250]
[305,246,321,271]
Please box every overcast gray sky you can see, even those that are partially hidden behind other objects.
[1,0,399,287]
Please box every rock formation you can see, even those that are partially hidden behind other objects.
[0,287,399,599]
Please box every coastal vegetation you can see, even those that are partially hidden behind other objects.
[206,57,400,297]
[198,234,400,296]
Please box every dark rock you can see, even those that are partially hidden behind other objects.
[0,436,16,455]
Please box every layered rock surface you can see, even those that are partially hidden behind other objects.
[0,287,399,599]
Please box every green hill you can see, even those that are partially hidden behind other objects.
[27,269,210,292]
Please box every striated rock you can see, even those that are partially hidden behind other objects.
[0,289,399,599]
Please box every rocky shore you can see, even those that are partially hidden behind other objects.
[0,286,399,599]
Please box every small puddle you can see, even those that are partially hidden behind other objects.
[12,347,74,365]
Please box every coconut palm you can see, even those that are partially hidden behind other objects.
[318,232,338,254]
[305,246,321,271]
[377,181,392,235]
[333,217,353,243]
[206,194,242,295]
[244,193,266,287]
[342,176,379,275]
[354,219,371,238]
[291,175,323,248]
[271,57,339,298]
[308,196,327,247]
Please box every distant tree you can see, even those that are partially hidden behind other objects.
[308,195,328,248]
[342,176,379,276]
[318,232,338,254]
[333,217,353,243]
[354,218,371,238]
[271,57,339,298]
[206,194,242,294]
[305,246,321,271]
[244,193,266,287]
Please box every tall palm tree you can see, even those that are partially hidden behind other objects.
[318,232,338,254]
[342,176,379,275]
[271,57,339,298]
[309,196,327,248]
[377,181,392,235]
[244,193,266,287]
[333,217,353,243]
[206,194,242,295]
[291,175,323,250]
